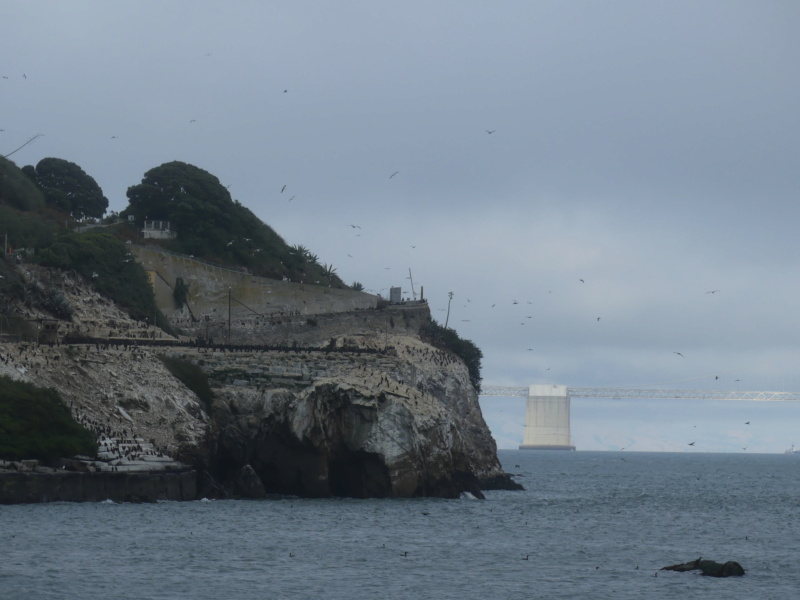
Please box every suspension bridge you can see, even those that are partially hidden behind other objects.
[480,385,800,450]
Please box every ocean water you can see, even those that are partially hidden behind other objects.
[3,450,799,600]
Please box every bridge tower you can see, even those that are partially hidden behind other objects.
[519,384,576,450]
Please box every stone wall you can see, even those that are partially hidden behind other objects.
[183,302,432,346]
[129,245,379,323]
[0,470,197,504]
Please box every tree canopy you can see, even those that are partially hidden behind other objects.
[24,157,109,219]
[122,161,345,286]
[0,156,45,212]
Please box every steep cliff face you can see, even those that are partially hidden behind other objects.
[205,331,511,498]
[2,266,518,499]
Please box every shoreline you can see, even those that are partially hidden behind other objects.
[0,469,197,504]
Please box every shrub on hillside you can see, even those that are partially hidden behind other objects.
[0,376,97,461]
[420,320,483,392]
[35,231,173,333]
[158,355,214,413]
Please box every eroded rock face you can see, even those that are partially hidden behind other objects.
[3,267,518,500]
[207,333,519,498]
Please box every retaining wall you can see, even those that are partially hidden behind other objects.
[129,245,379,322]
[0,470,197,504]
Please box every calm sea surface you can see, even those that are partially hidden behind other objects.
[3,450,799,599]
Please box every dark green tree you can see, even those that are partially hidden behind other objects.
[24,157,109,219]
[0,157,45,211]
[122,161,345,287]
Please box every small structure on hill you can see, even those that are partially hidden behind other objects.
[142,220,175,240]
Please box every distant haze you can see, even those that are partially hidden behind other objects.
[4,1,800,452]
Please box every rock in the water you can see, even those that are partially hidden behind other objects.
[661,558,745,577]
[230,464,267,499]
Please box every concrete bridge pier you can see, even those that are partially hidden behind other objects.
[519,384,576,450]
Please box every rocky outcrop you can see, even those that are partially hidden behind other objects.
[1,265,519,500]
[201,328,520,498]
[661,558,746,577]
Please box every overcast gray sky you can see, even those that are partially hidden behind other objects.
[4,1,800,453]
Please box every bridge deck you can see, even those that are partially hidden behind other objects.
[480,386,800,402]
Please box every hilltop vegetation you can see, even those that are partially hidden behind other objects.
[0,156,355,331]
[22,157,108,219]
[2,157,347,289]
[122,161,346,287]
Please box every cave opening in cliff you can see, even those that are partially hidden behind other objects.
[328,450,391,498]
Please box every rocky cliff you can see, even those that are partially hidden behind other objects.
[1,265,519,499]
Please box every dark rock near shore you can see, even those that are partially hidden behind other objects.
[230,464,267,499]
[479,473,525,491]
[661,557,745,577]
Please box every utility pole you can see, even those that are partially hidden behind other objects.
[444,291,454,328]
[407,268,416,301]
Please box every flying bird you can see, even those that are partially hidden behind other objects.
[389,171,399,178]
[705,290,720,294]
[688,442,695,446]
[281,185,286,193]
[673,352,684,358]
[288,196,295,202]
[486,129,495,134]
[580,279,584,283]
[349,224,361,229]
[189,119,197,123]
[745,421,750,425]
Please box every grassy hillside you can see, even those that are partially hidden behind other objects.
[0,376,97,461]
